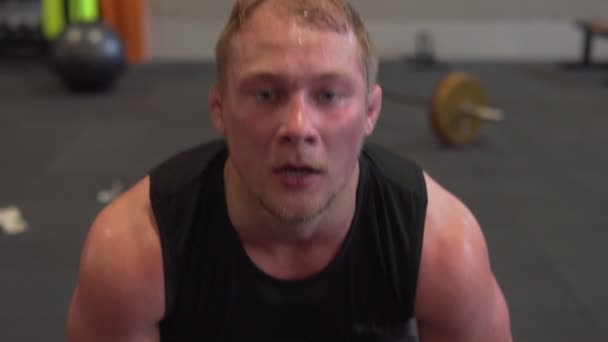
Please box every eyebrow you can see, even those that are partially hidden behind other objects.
[238,71,355,87]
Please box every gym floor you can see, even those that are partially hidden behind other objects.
[0,59,607,341]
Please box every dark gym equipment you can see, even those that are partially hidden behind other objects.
[0,0,46,56]
[573,20,608,68]
[50,21,125,92]
[412,31,437,65]
[404,30,447,70]
[0,0,102,57]
[562,20,608,70]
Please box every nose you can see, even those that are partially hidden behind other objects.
[278,94,317,145]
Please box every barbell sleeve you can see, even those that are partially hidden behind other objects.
[461,103,505,122]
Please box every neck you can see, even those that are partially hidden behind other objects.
[224,161,360,250]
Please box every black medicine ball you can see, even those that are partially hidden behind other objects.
[51,22,126,93]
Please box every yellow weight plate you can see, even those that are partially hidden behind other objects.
[430,72,486,146]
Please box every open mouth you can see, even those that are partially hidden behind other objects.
[272,164,322,189]
[274,165,320,176]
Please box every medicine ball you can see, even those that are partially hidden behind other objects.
[51,22,126,93]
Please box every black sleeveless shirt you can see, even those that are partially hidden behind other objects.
[149,140,427,341]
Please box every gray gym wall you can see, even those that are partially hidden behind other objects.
[145,0,608,61]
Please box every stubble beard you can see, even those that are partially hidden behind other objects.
[248,161,358,227]
[258,184,339,225]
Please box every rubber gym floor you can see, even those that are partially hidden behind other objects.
[1,59,607,341]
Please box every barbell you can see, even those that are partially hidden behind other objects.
[384,71,505,146]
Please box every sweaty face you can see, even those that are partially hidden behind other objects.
[215,5,377,225]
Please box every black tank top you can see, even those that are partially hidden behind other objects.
[149,140,427,341]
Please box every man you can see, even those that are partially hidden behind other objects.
[66,0,512,341]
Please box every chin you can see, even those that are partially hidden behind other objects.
[260,193,333,225]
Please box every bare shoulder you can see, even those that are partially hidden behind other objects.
[66,176,164,341]
[414,173,512,342]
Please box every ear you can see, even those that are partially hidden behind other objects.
[364,84,382,136]
[208,85,225,136]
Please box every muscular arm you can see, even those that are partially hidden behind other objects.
[414,174,512,342]
[66,177,165,342]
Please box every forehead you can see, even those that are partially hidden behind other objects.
[228,3,363,83]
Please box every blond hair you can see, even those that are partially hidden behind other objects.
[215,0,379,92]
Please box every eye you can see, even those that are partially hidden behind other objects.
[254,89,275,102]
[317,90,342,103]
